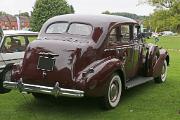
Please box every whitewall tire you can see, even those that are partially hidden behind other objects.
[155,60,168,83]
[102,74,122,109]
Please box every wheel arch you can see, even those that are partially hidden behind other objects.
[114,69,126,91]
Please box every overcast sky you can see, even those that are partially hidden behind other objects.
[0,0,154,16]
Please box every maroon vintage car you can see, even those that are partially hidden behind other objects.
[2,14,169,109]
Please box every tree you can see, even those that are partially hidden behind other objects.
[148,9,172,32]
[30,0,74,32]
[143,0,180,33]
[169,1,180,33]
[19,12,30,17]
[144,0,178,8]
[102,11,111,14]
[70,5,75,13]
[0,11,7,16]
[102,11,147,20]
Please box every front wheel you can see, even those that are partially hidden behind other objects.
[154,60,168,83]
[101,74,122,110]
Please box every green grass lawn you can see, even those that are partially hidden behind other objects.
[146,35,180,50]
[0,36,180,120]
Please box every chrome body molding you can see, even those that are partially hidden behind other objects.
[104,47,133,52]
[3,79,84,98]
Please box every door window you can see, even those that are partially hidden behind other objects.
[133,26,138,39]
[121,25,130,42]
[109,28,118,42]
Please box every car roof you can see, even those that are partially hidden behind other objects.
[39,14,138,37]
[3,30,38,36]
[45,14,137,26]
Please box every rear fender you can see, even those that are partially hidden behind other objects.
[77,57,125,97]
[153,49,168,78]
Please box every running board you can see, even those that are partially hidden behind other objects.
[126,77,154,89]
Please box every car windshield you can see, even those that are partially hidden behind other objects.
[46,22,92,36]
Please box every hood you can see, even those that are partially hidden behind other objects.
[21,39,96,89]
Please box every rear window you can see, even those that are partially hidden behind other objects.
[46,22,68,34]
[68,23,92,36]
[46,22,92,36]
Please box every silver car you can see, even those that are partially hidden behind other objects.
[0,30,38,93]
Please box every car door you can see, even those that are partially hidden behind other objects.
[105,24,135,80]
[0,35,28,65]
[120,24,138,79]
[131,25,142,77]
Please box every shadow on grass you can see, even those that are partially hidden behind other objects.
[15,80,161,119]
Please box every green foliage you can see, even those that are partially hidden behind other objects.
[0,36,180,120]
[19,12,30,17]
[144,0,180,33]
[170,1,180,33]
[146,9,172,32]
[0,11,7,16]
[70,5,75,13]
[30,0,74,32]
[102,11,147,20]
[102,10,111,14]
[146,0,177,8]
[147,35,180,49]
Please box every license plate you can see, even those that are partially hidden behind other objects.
[37,56,55,71]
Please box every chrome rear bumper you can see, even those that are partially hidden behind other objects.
[3,79,84,98]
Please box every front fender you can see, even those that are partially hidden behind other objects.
[76,57,125,97]
[153,49,169,78]
[145,44,159,76]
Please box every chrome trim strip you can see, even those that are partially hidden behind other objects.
[38,52,59,57]
[104,44,138,52]
[0,58,23,62]
[3,79,84,98]
[37,56,55,71]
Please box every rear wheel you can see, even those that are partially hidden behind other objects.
[155,60,168,83]
[101,74,122,110]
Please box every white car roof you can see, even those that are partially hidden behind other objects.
[3,30,38,36]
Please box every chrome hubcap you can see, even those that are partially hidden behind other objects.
[108,75,122,107]
[110,82,119,102]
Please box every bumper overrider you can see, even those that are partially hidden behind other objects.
[3,78,84,98]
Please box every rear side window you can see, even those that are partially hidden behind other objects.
[46,22,68,34]
[67,23,92,36]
